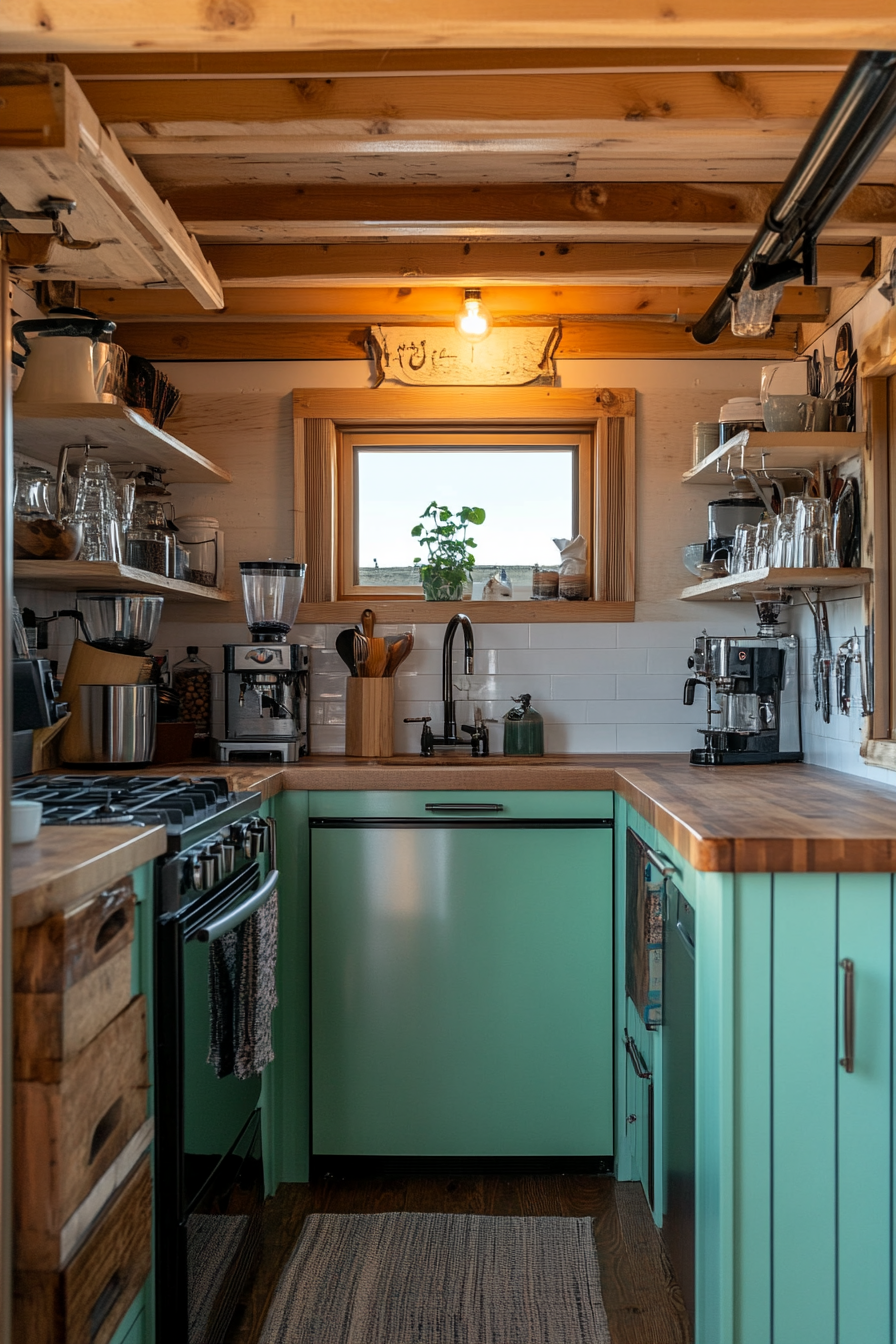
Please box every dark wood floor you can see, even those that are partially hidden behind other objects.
[224,1172,690,1344]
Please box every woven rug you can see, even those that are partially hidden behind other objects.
[258,1211,612,1343]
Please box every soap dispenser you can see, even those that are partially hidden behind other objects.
[503,694,544,757]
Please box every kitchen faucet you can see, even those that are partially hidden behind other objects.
[405,612,475,754]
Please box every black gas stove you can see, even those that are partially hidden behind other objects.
[12,773,261,855]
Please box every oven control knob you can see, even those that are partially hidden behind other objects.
[220,841,237,874]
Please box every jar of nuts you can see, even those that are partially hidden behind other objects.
[172,646,212,748]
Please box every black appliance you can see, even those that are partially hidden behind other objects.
[13,657,67,777]
[10,772,276,1344]
[684,627,802,766]
[662,883,696,1335]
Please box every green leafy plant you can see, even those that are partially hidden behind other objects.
[411,501,486,599]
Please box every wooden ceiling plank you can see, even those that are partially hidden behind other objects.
[200,240,872,288]
[136,153,896,190]
[79,283,831,323]
[110,318,800,361]
[2,3,895,53]
[18,50,855,79]
[160,181,896,229]
[83,70,843,125]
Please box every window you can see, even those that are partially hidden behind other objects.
[293,386,636,616]
[338,430,593,599]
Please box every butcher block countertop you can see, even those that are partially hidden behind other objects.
[13,756,896,907]
[11,823,166,928]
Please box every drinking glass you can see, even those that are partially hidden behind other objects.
[754,517,772,569]
[114,479,136,537]
[731,523,756,574]
[794,498,832,569]
[771,515,795,568]
[73,460,122,562]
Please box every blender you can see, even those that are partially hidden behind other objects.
[217,561,310,762]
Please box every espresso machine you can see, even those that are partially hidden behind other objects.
[684,606,802,766]
[217,561,310,763]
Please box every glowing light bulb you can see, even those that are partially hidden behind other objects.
[455,288,493,343]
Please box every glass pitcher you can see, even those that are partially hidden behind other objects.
[13,463,83,560]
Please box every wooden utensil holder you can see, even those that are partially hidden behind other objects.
[345,678,393,758]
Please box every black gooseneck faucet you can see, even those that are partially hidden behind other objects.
[437,613,474,745]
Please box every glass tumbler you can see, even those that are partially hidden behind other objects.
[794,498,833,569]
[771,515,795,568]
[73,459,122,562]
[754,517,772,569]
[731,523,756,574]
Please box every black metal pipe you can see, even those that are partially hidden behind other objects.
[692,51,896,345]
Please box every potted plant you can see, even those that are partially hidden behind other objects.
[411,501,486,600]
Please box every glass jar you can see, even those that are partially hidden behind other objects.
[503,693,545,757]
[127,498,173,576]
[531,565,559,600]
[13,464,83,560]
[177,516,221,588]
[172,646,212,747]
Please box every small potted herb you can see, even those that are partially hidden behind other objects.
[411,501,486,600]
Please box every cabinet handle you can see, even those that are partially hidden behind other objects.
[624,1030,652,1080]
[839,958,855,1074]
[424,803,504,813]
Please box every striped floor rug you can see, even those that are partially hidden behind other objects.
[259,1211,612,1343]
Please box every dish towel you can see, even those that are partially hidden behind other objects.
[208,888,279,1080]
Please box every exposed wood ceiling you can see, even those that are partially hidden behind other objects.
[6,40,895,358]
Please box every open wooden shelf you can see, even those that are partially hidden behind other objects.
[12,403,232,485]
[680,566,872,602]
[682,431,866,483]
[14,559,233,603]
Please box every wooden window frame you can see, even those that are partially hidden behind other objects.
[293,386,636,623]
[337,429,593,601]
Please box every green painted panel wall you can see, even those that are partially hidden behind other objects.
[312,823,613,1155]
[772,874,838,1344]
[261,790,310,1190]
[732,874,772,1344]
[128,860,156,1344]
[309,789,614,820]
[837,874,893,1344]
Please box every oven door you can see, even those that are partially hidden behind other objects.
[156,858,279,1343]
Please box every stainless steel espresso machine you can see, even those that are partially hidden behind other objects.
[684,605,802,766]
[217,560,309,763]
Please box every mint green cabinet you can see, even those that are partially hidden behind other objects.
[311,795,613,1157]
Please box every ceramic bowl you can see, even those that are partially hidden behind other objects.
[11,799,42,844]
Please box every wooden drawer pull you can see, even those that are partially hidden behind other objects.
[89,1097,122,1166]
[89,1270,124,1340]
[94,908,127,954]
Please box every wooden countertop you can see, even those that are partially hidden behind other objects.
[11,824,167,928]
[22,755,896,878]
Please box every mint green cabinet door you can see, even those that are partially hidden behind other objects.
[311,822,613,1156]
[771,874,894,1344]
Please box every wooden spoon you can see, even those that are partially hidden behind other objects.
[354,633,388,677]
[336,628,357,676]
[359,608,376,639]
[385,631,415,676]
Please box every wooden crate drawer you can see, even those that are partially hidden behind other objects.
[15,1157,152,1344]
[15,997,148,1271]
[13,881,135,1084]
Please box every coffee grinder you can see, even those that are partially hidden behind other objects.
[684,603,802,766]
[217,561,309,763]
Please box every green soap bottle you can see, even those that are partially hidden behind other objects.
[503,694,545,757]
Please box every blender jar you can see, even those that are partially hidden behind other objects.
[240,561,307,641]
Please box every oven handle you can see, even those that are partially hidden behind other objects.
[194,868,279,944]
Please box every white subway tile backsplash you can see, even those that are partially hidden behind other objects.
[616,723,697,753]
[587,699,698,725]
[528,623,617,649]
[544,723,617,753]
[646,646,692,675]
[496,647,647,675]
[550,674,616,700]
[617,674,686,700]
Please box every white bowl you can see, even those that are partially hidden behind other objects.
[11,799,42,844]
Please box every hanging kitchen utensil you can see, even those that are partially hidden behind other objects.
[359,609,376,639]
[336,628,358,676]
[832,477,859,568]
[385,632,414,676]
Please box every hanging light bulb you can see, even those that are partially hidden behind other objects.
[455,288,493,343]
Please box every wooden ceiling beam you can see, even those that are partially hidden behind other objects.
[111,319,801,362]
[79,283,831,323]
[161,181,896,246]
[84,70,842,126]
[164,182,896,228]
[199,240,873,288]
[14,50,855,79]
[2,3,895,54]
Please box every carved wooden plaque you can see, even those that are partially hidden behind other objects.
[368,325,560,387]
